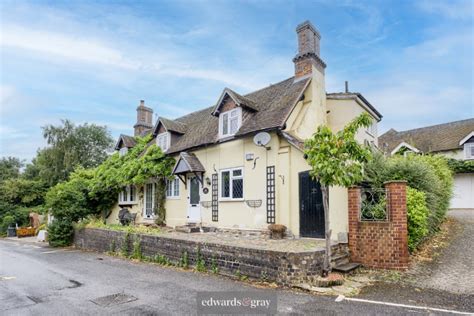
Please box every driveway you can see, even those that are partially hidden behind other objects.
[1,238,471,315]
[358,210,474,312]
[416,209,474,294]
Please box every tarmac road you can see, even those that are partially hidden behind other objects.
[0,239,471,315]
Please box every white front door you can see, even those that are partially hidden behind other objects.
[187,176,201,223]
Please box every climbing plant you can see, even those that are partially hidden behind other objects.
[304,112,373,276]
[46,134,175,228]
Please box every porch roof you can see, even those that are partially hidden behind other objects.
[172,152,206,175]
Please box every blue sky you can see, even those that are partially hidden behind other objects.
[1,0,473,161]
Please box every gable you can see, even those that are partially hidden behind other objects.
[211,88,258,116]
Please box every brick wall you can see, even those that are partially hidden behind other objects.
[74,228,348,285]
[348,181,409,270]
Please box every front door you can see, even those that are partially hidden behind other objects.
[299,171,325,238]
[187,176,201,223]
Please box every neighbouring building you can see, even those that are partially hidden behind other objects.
[109,21,383,239]
[379,118,474,210]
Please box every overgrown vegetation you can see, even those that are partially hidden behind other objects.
[45,134,174,246]
[364,151,453,251]
[406,187,430,252]
[447,158,474,174]
[76,217,162,235]
[0,120,113,236]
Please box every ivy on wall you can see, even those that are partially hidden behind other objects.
[447,158,474,174]
[47,134,175,224]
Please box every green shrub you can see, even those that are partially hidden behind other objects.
[0,215,16,235]
[407,187,430,252]
[364,153,453,234]
[48,220,74,247]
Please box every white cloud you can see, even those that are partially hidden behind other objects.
[0,25,139,69]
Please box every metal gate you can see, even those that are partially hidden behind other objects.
[299,171,325,238]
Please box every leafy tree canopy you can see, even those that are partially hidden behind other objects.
[26,119,114,186]
[304,113,373,187]
[0,156,23,181]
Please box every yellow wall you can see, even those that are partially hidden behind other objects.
[108,64,379,241]
[327,98,378,145]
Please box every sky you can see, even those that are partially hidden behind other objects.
[0,0,473,162]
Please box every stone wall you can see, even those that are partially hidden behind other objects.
[348,181,409,270]
[74,228,348,285]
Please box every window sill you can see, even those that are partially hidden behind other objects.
[166,196,180,200]
[219,198,245,202]
[118,202,138,205]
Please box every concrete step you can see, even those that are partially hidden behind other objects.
[332,262,361,273]
[331,254,350,265]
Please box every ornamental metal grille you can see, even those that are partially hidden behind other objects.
[266,166,276,224]
[360,187,390,221]
[212,173,218,222]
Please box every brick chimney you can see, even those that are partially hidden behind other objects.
[133,100,153,136]
[293,21,326,78]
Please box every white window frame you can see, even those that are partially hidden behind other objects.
[119,147,128,157]
[118,185,137,205]
[219,167,244,201]
[219,108,242,138]
[166,177,180,199]
[464,143,474,160]
[156,132,170,152]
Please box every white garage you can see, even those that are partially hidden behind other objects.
[450,173,474,210]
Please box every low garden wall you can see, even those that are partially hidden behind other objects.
[74,228,348,285]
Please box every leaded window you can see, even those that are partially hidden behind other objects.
[220,167,244,200]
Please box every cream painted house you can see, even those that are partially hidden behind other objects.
[108,21,382,239]
[380,118,474,210]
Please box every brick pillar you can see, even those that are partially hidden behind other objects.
[347,181,409,270]
[384,180,409,269]
[348,186,361,263]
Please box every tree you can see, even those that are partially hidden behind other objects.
[304,113,372,276]
[0,157,23,181]
[29,119,114,186]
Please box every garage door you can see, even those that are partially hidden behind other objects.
[450,173,474,210]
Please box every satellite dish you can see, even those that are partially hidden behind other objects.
[253,132,271,147]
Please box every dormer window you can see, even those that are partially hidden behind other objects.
[119,147,128,157]
[156,132,170,152]
[464,143,474,160]
[219,108,242,138]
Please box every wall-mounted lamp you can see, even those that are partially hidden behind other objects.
[205,177,211,186]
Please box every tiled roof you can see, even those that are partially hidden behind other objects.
[164,76,310,154]
[157,117,187,134]
[114,134,137,150]
[379,118,474,154]
[172,152,206,174]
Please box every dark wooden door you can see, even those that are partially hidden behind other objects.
[299,171,325,238]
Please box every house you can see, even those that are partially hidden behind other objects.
[109,21,382,239]
[379,118,474,210]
